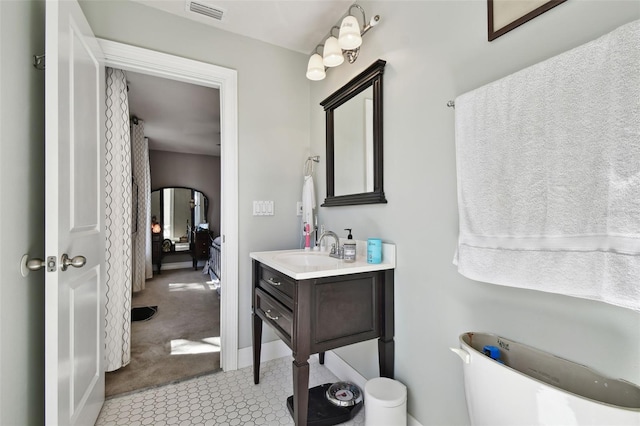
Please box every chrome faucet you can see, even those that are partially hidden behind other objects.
[317,230,342,259]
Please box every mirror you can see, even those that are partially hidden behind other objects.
[321,59,386,206]
[150,187,209,249]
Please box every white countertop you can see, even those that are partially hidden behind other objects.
[250,242,395,280]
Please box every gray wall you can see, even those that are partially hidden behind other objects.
[149,150,221,234]
[310,2,640,425]
[0,1,45,424]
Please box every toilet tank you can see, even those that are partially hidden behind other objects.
[452,332,640,426]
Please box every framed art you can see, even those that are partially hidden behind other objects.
[488,0,567,41]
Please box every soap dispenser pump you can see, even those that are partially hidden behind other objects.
[343,228,356,262]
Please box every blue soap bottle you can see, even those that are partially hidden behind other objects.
[367,238,382,264]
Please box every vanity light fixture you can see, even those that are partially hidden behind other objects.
[306,3,380,81]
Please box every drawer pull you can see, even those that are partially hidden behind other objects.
[267,277,281,286]
[265,310,279,321]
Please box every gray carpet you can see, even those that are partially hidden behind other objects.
[105,268,221,397]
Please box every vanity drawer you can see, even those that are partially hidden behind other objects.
[255,288,292,345]
[258,265,294,307]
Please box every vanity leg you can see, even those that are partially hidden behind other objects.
[378,338,394,378]
[252,313,262,384]
[379,269,395,378]
[318,352,325,365]
[292,359,310,426]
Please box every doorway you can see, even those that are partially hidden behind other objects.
[99,40,239,376]
[106,69,223,395]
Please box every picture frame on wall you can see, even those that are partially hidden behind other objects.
[488,0,568,41]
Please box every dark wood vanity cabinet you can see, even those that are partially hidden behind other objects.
[252,260,394,426]
[152,230,212,274]
[190,230,211,269]
[152,234,162,272]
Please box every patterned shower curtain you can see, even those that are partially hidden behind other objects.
[131,121,152,291]
[104,67,132,371]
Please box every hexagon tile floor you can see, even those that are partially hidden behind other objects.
[96,355,366,426]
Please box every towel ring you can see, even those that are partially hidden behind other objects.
[304,155,320,176]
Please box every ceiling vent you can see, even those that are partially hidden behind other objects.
[186,1,225,21]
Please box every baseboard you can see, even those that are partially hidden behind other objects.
[408,415,423,426]
[319,350,368,390]
[154,260,204,272]
[240,342,423,426]
[316,351,423,426]
[238,339,291,369]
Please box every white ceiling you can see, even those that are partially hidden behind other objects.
[130,0,352,53]
[126,70,221,156]
[126,0,351,157]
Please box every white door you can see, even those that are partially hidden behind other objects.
[45,1,105,424]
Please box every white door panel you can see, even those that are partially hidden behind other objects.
[45,1,105,424]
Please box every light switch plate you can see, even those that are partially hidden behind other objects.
[296,201,303,216]
[253,201,274,216]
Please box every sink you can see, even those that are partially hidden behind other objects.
[274,251,340,268]
[250,245,395,280]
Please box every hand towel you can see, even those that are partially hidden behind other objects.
[454,19,640,311]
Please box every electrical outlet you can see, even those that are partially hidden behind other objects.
[296,201,303,216]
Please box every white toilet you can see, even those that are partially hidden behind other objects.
[451,332,640,426]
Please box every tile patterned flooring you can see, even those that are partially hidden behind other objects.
[96,355,366,426]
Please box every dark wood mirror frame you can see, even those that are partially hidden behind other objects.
[321,59,387,207]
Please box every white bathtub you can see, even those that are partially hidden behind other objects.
[451,332,640,426]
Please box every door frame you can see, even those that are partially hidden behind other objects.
[98,39,239,371]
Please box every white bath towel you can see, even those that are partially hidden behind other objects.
[454,19,640,311]
[302,174,316,232]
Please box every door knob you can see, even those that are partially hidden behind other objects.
[20,255,57,276]
[61,254,86,271]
